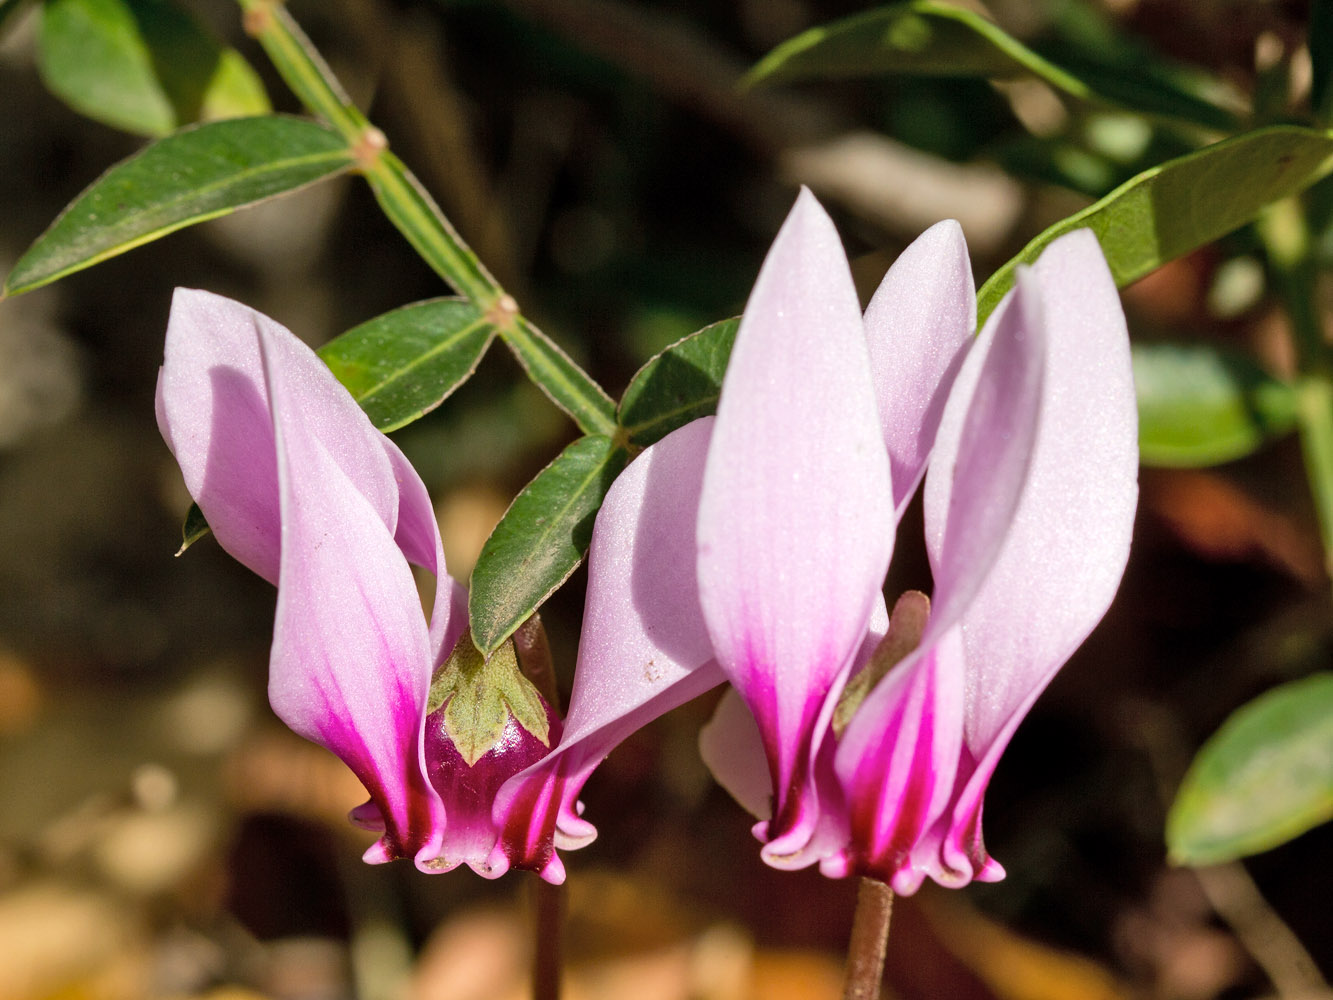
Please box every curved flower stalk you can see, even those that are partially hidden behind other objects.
[508,188,1137,892]
[157,289,565,881]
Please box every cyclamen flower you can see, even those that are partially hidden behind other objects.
[504,189,1136,892]
[157,290,567,881]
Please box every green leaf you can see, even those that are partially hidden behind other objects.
[4,116,353,297]
[977,125,1333,322]
[1167,673,1333,865]
[744,1,1237,130]
[469,435,629,654]
[318,298,495,433]
[37,0,269,138]
[501,316,618,436]
[618,318,738,446]
[1134,343,1299,467]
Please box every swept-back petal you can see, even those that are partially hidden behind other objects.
[488,419,727,883]
[157,289,398,583]
[864,220,975,514]
[382,437,466,665]
[922,229,1137,882]
[697,189,893,862]
[922,265,1047,633]
[259,322,446,869]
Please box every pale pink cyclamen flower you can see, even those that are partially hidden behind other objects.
[501,189,1137,893]
[157,291,568,882]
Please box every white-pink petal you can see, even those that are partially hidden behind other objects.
[696,189,894,858]
[864,219,976,515]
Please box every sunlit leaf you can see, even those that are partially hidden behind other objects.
[618,318,738,446]
[319,298,495,433]
[977,125,1333,321]
[1168,673,1333,865]
[37,0,268,137]
[4,116,353,296]
[469,435,629,654]
[1134,343,1298,467]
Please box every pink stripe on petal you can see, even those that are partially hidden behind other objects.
[697,190,893,856]
[828,626,965,893]
[864,220,975,515]
[259,324,445,867]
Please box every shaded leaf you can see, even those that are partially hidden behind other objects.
[4,116,353,296]
[1168,673,1333,865]
[37,0,268,138]
[618,318,738,446]
[745,0,1237,130]
[1134,343,1298,467]
[470,435,629,654]
[977,126,1333,321]
[318,298,495,433]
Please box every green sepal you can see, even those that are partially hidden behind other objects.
[427,630,551,767]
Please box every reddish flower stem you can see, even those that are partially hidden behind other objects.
[843,878,894,1000]
[532,876,565,1000]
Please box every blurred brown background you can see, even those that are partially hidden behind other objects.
[1,0,1330,998]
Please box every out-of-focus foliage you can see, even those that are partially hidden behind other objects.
[37,0,267,136]
[1167,673,1333,864]
[1134,343,1298,467]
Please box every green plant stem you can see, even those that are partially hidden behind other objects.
[1260,199,1333,576]
[1297,377,1333,576]
[235,0,617,434]
[842,879,893,1000]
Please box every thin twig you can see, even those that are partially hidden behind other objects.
[843,878,894,1000]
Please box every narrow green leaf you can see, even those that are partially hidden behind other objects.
[4,116,353,296]
[469,435,629,654]
[1134,343,1298,467]
[501,317,618,436]
[318,298,495,433]
[1168,673,1333,865]
[37,0,269,138]
[745,1,1237,131]
[977,126,1333,322]
[618,318,738,446]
